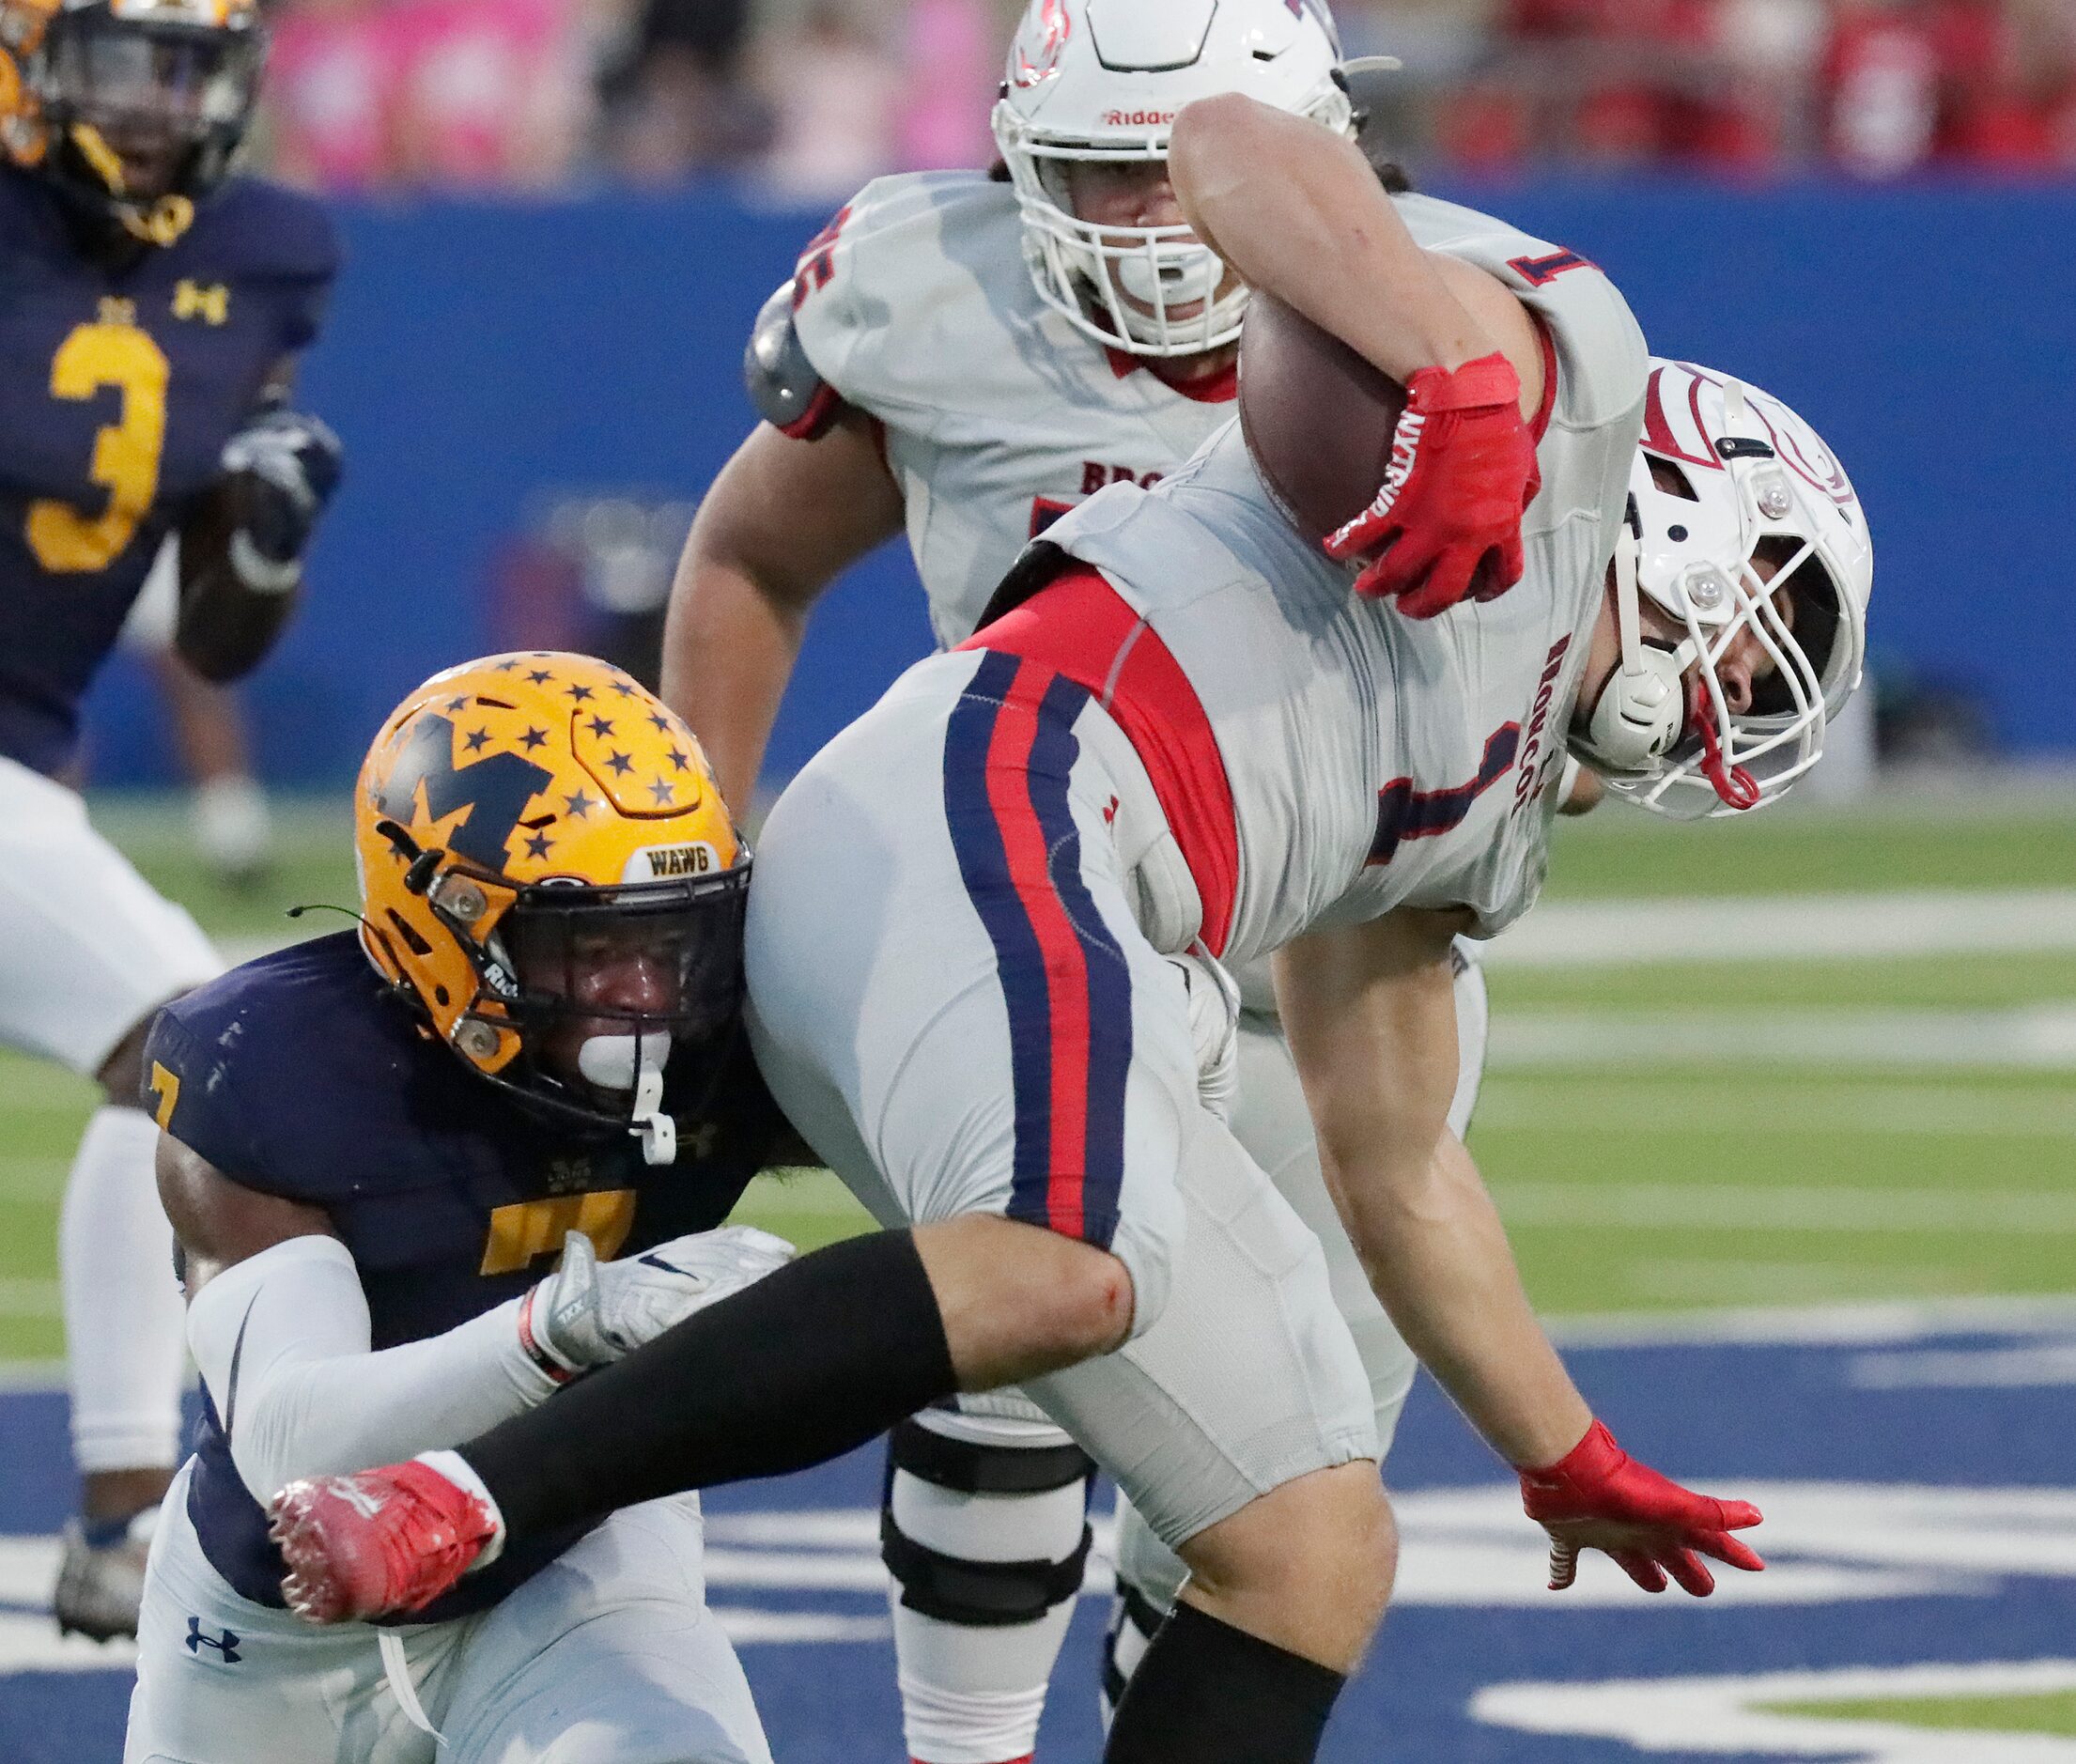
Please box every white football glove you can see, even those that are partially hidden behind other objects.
[1170,951,1240,1122]
[518,1226,795,1384]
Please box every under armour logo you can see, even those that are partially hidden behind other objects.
[173,280,230,325]
[185,1617,242,1663]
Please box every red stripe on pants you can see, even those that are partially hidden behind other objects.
[984,659,1092,1239]
[962,569,1239,956]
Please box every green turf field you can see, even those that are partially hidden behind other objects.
[2,788,2071,1361]
[1761,1690,2076,1738]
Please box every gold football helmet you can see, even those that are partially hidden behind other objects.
[2,0,266,245]
[355,653,749,1163]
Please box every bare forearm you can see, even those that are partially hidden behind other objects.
[660,555,809,814]
[659,419,904,812]
[1168,93,1491,380]
[1337,1136,1589,1467]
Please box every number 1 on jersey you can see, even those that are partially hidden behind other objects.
[26,321,170,574]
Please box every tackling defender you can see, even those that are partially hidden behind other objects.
[259,91,1857,1764]
[126,655,797,1764]
[665,6,1511,1753]
[0,0,343,1635]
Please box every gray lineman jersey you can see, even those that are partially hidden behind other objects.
[1043,195,1650,960]
[788,170,1238,646]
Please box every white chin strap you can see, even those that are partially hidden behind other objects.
[577,1032,677,1166]
[1580,514,1689,772]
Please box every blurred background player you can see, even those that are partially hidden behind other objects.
[663,4,1520,1757]
[129,654,795,1764]
[0,0,342,1637]
[116,536,274,887]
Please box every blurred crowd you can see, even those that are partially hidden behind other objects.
[248,0,2076,193]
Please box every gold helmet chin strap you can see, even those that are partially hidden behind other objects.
[70,120,194,244]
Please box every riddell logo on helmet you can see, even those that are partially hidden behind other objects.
[1105,109,1176,127]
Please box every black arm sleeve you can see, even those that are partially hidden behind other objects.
[464,1228,955,1537]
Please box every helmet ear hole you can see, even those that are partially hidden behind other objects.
[1645,456,1700,502]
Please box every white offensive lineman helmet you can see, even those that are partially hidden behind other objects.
[1575,360,1872,817]
[992,0,1352,358]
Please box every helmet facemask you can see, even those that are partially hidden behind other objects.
[483,874,749,1165]
[1627,522,1849,818]
[996,113,1247,358]
[355,652,754,1168]
[988,0,1352,360]
[377,837,750,1167]
[1577,367,1869,820]
[30,1,263,240]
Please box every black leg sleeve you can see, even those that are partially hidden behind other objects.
[1106,1602,1346,1764]
[465,1229,955,1539]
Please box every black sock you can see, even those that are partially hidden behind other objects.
[1106,1601,1346,1764]
[465,1229,955,1538]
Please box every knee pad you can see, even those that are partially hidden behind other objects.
[881,1413,1095,1628]
[1100,1575,1167,1726]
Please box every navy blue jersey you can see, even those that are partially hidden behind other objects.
[144,931,787,1623]
[0,167,336,775]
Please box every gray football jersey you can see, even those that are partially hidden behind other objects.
[1042,193,1649,960]
[788,171,1240,647]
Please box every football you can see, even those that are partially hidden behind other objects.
[1236,291,1406,545]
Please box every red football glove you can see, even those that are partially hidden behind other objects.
[1324,351,1541,618]
[1518,1419,1765,1597]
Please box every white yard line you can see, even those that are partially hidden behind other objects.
[1476,1082,2076,1137]
[1489,1005,2076,1070]
[1488,890,2076,967]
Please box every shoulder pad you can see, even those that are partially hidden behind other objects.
[745,279,842,440]
[144,999,262,1183]
[204,177,341,286]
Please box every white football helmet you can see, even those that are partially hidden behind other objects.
[991,0,1352,358]
[1574,360,1872,817]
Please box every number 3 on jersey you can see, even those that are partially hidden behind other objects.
[26,320,170,574]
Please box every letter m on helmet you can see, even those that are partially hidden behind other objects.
[374,713,555,870]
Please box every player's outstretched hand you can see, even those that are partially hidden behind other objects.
[1518,1419,1764,1597]
[521,1227,797,1381]
[1324,352,1540,618]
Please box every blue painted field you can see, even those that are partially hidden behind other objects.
[8,1306,2076,1762]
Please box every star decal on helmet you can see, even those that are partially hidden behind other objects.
[586,716,614,738]
[445,697,470,713]
[463,729,491,752]
[520,727,548,750]
[606,751,634,776]
[667,748,691,772]
[491,658,520,673]
[651,780,676,805]
[565,789,596,817]
[523,832,552,859]
[566,684,595,703]
[527,670,553,686]
[610,680,637,698]
[646,712,672,734]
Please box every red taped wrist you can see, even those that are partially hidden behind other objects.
[1406,351,1522,414]
[1522,1417,1616,1485]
